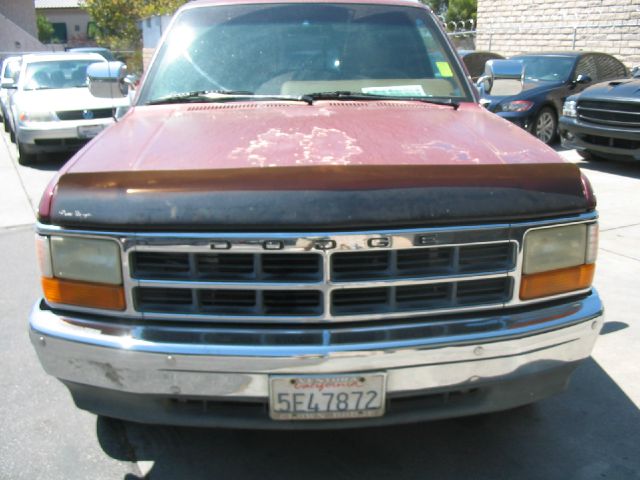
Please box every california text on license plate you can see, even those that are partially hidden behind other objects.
[77,125,104,138]
[269,373,386,420]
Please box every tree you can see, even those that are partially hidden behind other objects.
[422,0,448,16]
[82,0,188,71]
[445,0,477,24]
[36,14,55,43]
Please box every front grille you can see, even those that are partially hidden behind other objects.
[577,100,640,129]
[56,108,113,121]
[130,240,516,321]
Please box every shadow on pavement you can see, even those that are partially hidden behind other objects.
[96,358,640,480]
[576,158,640,180]
[30,152,76,172]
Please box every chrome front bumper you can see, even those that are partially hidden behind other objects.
[30,291,603,427]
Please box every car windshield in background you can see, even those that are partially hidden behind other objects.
[513,56,575,83]
[139,3,470,104]
[23,60,99,91]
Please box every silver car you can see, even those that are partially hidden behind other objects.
[0,55,22,135]
[8,52,129,165]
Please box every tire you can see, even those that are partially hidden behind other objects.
[533,107,557,145]
[17,141,36,166]
[9,127,15,143]
[2,115,8,133]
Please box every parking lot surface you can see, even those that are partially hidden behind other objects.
[1,130,639,480]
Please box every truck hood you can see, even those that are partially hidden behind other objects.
[46,101,592,231]
[576,78,640,102]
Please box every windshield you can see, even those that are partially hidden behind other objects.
[512,56,575,83]
[139,3,470,104]
[22,60,101,91]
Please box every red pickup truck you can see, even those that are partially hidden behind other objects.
[30,0,603,428]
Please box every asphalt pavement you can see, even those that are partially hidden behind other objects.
[1,129,639,480]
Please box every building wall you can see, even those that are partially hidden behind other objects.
[0,1,44,55]
[476,0,640,68]
[0,0,38,37]
[36,8,92,46]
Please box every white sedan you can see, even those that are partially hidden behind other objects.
[9,52,129,165]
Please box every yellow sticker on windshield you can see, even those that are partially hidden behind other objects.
[436,61,453,77]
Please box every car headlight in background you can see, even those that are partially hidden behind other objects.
[18,111,57,124]
[499,100,534,112]
[562,100,578,118]
[520,223,597,300]
[36,235,125,310]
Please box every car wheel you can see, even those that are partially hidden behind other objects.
[17,141,36,166]
[533,107,557,145]
[2,116,8,133]
[9,127,15,143]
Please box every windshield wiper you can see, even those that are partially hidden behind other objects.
[301,91,460,109]
[146,90,313,105]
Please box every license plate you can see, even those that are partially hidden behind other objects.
[269,373,386,420]
[77,125,104,138]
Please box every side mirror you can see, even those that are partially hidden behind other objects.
[482,60,524,96]
[87,61,128,98]
[575,74,592,85]
[476,75,492,95]
[1,79,15,89]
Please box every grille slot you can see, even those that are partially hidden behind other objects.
[132,252,190,279]
[262,254,321,281]
[457,278,511,305]
[332,251,390,280]
[56,108,114,121]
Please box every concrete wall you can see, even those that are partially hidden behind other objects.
[0,14,45,56]
[476,0,640,68]
[0,0,38,37]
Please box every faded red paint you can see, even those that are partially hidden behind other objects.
[67,102,563,174]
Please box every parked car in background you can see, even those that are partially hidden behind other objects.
[7,52,129,165]
[67,47,116,62]
[560,77,640,161]
[458,50,504,82]
[479,52,628,144]
[1,56,22,132]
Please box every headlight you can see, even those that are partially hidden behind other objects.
[499,100,534,112]
[36,235,125,310]
[562,100,577,118]
[18,111,57,123]
[520,223,597,300]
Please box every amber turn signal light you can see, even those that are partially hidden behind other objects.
[520,264,595,301]
[42,277,126,311]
